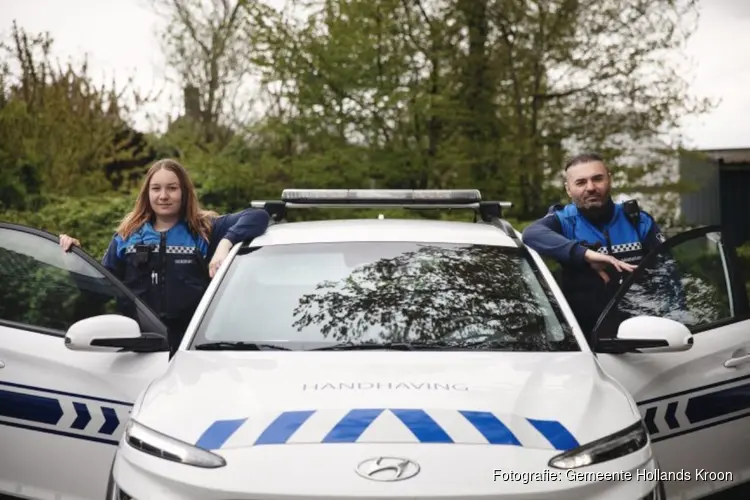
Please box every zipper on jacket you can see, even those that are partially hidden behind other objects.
[159,232,167,317]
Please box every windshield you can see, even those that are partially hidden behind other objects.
[191,241,578,351]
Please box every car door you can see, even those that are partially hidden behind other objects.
[591,225,750,500]
[0,223,171,500]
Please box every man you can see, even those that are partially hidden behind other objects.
[522,152,668,341]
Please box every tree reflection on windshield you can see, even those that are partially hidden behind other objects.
[290,243,577,351]
[600,234,733,338]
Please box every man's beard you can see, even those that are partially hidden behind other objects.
[577,195,613,223]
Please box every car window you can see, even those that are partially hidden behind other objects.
[193,241,579,351]
[0,227,158,336]
[599,230,734,337]
[739,242,750,305]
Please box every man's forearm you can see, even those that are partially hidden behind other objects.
[522,216,587,266]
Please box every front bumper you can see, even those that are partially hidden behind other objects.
[111,439,660,500]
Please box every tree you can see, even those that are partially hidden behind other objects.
[0,22,158,210]
[509,0,713,213]
[250,0,713,219]
[152,0,266,143]
[0,21,163,259]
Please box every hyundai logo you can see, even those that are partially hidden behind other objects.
[355,457,421,482]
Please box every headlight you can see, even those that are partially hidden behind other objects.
[548,420,648,469]
[124,420,226,469]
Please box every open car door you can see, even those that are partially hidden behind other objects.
[590,225,750,499]
[0,223,171,500]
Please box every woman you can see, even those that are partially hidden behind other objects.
[59,158,270,356]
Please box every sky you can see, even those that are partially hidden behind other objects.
[1,0,748,151]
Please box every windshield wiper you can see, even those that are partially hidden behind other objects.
[193,341,293,351]
[307,341,462,351]
[308,340,517,351]
[454,339,518,350]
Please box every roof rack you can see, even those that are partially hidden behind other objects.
[249,188,520,244]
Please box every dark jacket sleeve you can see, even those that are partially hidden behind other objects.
[93,235,137,319]
[101,235,125,280]
[207,208,271,259]
[522,210,588,266]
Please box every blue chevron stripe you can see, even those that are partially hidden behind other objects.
[527,418,580,450]
[255,410,315,445]
[99,407,120,435]
[391,409,453,443]
[201,408,581,450]
[71,402,91,430]
[0,381,133,406]
[0,389,64,425]
[195,418,247,450]
[459,410,521,446]
[322,408,382,443]
[684,382,750,424]
[637,379,750,443]
[0,383,131,446]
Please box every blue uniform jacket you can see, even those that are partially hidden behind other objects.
[522,200,668,338]
[523,201,664,267]
[101,208,270,330]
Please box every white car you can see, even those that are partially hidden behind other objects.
[0,189,748,500]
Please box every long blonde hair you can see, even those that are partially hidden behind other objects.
[116,159,218,241]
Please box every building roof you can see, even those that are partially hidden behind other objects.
[694,148,750,165]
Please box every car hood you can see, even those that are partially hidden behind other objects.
[133,351,638,453]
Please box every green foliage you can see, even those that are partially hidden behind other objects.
[245,0,712,219]
[0,22,158,211]
[0,0,721,267]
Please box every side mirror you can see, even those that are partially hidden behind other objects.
[65,315,168,353]
[607,316,693,353]
[595,316,694,354]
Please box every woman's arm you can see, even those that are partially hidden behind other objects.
[61,232,125,279]
[206,208,271,276]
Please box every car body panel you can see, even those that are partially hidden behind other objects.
[247,218,520,248]
[134,350,637,451]
[113,435,657,500]
[598,319,750,499]
[2,205,749,499]
[0,223,170,500]
[588,226,750,499]
[0,323,167,499]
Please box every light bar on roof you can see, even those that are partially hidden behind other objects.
[280,189,482,205]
